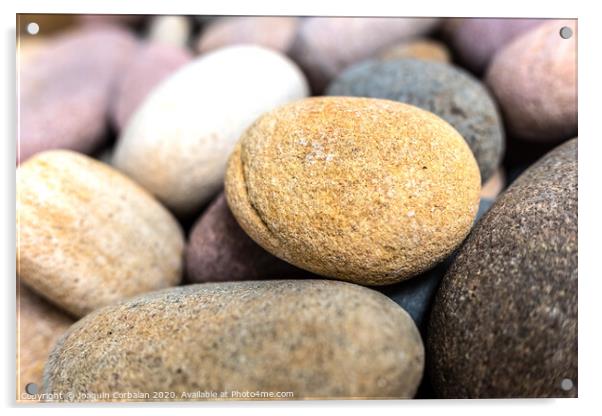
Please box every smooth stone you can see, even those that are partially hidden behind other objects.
[428,139,577,398]
[196,16,299,55]
[17,282,74,402]
[480,168,505,199]
[486,20,577,142]
[289,17,439,92]
[43,280,425,400]
[18,25,137,164]
[443,18,544,74]
[110,42,193,132]
[17,150,185,317]
[225,97,481,285]
[147,15,192,48]
[113,46,308,217]
[378,39,450,63]
[327,59,505,182]
[186,193,311,283]
[77,15,145,27]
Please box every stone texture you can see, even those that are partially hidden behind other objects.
[378,39,450,63]
[289,17,439,92]
[110,42,192,132]
[17,150,185,317]
[225,97,481,285]
[428,139,578,398]
[196,17,299,55]
[113,45,309,217]
[186,193,311,283]
[17,282,74,402]
[43,280,424,400]
[18,25,137,164]
[486,20,577,142]
[443,18,544,74]
[147,15,192,48]
[327,59,504,182]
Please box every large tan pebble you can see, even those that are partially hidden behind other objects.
[43,280,424,400]
[225,97,481,285]
[113,45,309,217]
[17,150,185,317]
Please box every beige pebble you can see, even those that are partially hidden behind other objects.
[378,39,450,63]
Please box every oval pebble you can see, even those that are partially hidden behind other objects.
[43,280,424,400]
[225,97,481,285]
[428,138,577,398]
[486,20,577,142]
[110,42,192,132]
[327,59,504,182]
[378,39,450,63]
[18,25,137,164]
[113,45,309,217]
[17,150,185,317]
[147,15,192,48]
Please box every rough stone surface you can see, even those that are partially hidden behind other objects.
[289,17,439,92]
[443,18,544,74]
[327,59,504,182]
[113,45,309,217]
[378,39,450,63]
[197,17,299,55]
[428,139,578,398]
[225,97,481,285]
[486,20,577,142]
[17,150,185,317]
[18,25,137,164]
[17,282,74,402]
[110,42,192,132]
[186,193,311,283]
[43,280,425,400]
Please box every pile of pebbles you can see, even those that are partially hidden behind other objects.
[16,16,577,401]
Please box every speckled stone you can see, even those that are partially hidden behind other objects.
[225,97,481,285]
[18,25,137,164]
[17,282,74,402]
[110,42,192,132]
[186,193,311,283]
[428,138,577,398]
[43,280,425,400]
[486,20,577,142]
[289,17,439,92]
[113,45,309,217]
[17,150,185,317]
[196,17,299,55]
[327,59,505,182]
[443,18,543,74]
[378,39,450,63]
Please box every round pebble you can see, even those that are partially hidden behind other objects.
[17,150,185,317]
[327,59,505,182]
[186,193,312,283]
[113,45,309,217]
[486,20,577,142]
[147,15,192,48]
[428,138,577,398]
[378,39,450,63]
[480,168,505,199]
[18,25,137,164]
[110,42,192,132]
[225,97,481,285]
[43,280,425,400]
[289,17,439,92]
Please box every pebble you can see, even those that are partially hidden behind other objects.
[225,97,481,285]
[43,280,424,400]
[486,20,577,142]
[443,18,543,74]
[289,17,439,92]
[378,39,450,63]
[427,138,577,398]
[110,42,193,132]
[196,16,299,55]
[17,150,185,317]
[147,15,192,48]
[18,25,137,163]
[480,168,505,199]
[113,45,309,217]
[327,59,505,182]
[186,193,311,283]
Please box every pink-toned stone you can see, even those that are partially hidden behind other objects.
[110,42,192,131]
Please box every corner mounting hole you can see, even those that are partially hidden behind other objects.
[26,22,39,35]
[25,382,38,395]
[559,26,573,39]
[560,378,574,391]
